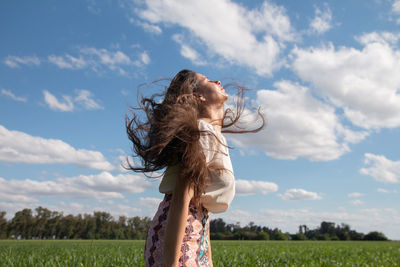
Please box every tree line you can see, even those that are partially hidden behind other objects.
[0,207,389,241]
[210,219,388,241]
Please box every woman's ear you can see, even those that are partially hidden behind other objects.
[193,92,206,102]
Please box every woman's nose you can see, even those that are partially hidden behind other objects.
[214,80,221,85]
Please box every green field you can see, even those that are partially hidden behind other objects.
[0,240,399,266]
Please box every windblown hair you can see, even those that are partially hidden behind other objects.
[126,69,264,207]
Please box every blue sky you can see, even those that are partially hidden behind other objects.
[1,0,400,239]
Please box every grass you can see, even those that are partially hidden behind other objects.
[0,240,399,266]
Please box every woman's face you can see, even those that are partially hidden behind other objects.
[195,73,228,105]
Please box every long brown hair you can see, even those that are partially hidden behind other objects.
[126,69,264,207]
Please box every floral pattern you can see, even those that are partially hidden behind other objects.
[145,194,210,267]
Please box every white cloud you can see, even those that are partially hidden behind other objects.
[394,0,400,12]
[74,89,103,110]
[80,47,131,65]
[0,191,38,203]
[139,51,150,65]
[47,47,149,75]
[348,192,364,198]
[356,31,400,46]
[172,34,206,66]
[280,188,322,200]
[360,153,400,183]
[6,48,147,75]
[4,55,40,68]
[392,0,400,23]
[135,0,296,76]
[129,17,162,34]
[0,124,114,171]
[43,90,74,112]
[227,81,367,161]
[235,179,278,196]
[377,188,389,193]
[1,89,27,102]
[292,36,400,130]
[43,89,102,112]
[0,172,151,201]
[87,0,101,15]
[138,196,162,216]
[57,202,142,218]
[48,54,87,69]
[377,188,398,194]
[309,4,332,35]
[351,199,365,206]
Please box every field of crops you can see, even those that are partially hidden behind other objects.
[0,240,399,266]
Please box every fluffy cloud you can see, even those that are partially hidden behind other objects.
[43,90,74,111]
[377,188,398,194]
[140,51,151,65]
[74,90,103,110]
[360,153,400,183]
[309,4,332,34]
[137,197,163,216]
[348,192,364,198]
[235,179,278,196]
[48,54,87,69]
[1,89,27,102]
[139,197,163,208]
[6,47,149,75]
[172,34,206,66]
[394,0,400,12]
[43,89,102,112]
[0,172,152,201]
[129,17,162,34]
[4,55,40,68]
[47,47,150,75]
[292,34,400,130]
[350,199,364,206]
[227,81,367,161]
[280,188,322,200]
[393,0,400,23]
[356,31,400,46]
[0,125,114,171]
[135,0,296,75]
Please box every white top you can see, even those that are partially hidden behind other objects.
[159,119,235,214]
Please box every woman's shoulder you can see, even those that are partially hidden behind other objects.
[197,119,217,133]
[197,119,227,148]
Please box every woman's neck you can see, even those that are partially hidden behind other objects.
[199,104,224,133]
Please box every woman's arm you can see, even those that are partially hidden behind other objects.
[162,179,194,267]
[207,226,213,267]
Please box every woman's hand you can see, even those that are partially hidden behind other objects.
[162,180,194,267]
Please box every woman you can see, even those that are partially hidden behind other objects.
[126,70,263,266]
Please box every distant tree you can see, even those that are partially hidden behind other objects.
[317,234,331,241]
[210,218,226,234]
[10,208,34,239]
[292,233,307,240]
[1,207,391,241]
[59,214,77,239]
[320,221,335,235]
[349,230,364,240]
[274,231,289,240]
[256,232,270,240]
[0,211,8,239]
[364,231,388,241]
[336,230,350,241]
[127,216,150,239]
[330,234,340,241]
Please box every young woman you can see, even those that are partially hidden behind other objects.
[126,70,263,266]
